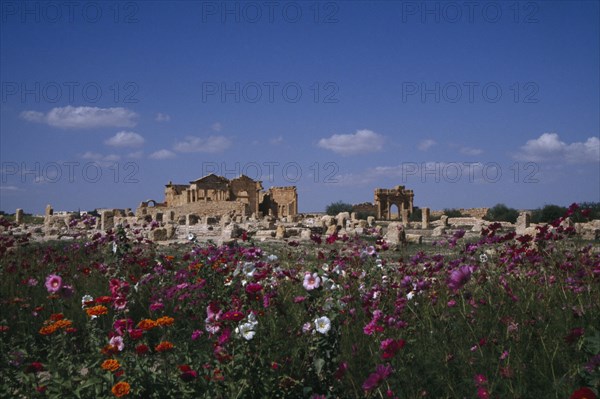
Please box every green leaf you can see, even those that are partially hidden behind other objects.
[313,358,325,375]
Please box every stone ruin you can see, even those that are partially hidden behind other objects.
[136,173,297,222]
[374,185,414,220]
[1,181,598,248]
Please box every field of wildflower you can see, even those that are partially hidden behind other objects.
[1,204,599,398]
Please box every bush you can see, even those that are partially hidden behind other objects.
[531,204,568,224]
[326,201,354,216]
[409,207,422,222]
[485,204,519,223]
[572,202,600,222]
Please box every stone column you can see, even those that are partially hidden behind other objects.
[101,210,114,231]
[421,207,430,229]
[15,208,24,224]
[401,209,409,226]
[516,212,530,235]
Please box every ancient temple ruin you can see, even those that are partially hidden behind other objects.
[374,185,414,220]
[136,174,297,221]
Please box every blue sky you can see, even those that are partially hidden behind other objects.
[1,0,599,214]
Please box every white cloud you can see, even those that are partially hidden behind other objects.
[81,151,121,162]
[0,185,21,192]
[78,151,121,168]
[318,129,384,156]
[20,110,45,123]
[211,122,223,132]
[173,135,232,153]
[127,151,144,159]
[155,112,171,122]
[105,131,145,148]
[515,133,600,164]
[20,106,138,129]
[149,149,176,160]
[460,147,483,156]
[418,139,436,151]
[270,135,284,145]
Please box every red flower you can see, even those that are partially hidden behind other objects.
[26,362,44,373]
[570,387,597,399]
[178,365,197,382]
[129,329,144,340]
[135,344,149,355]
[222,310,245,322]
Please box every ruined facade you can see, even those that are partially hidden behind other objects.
[260,186,298,218]
[374,185,414,220]
[136,174,297,221]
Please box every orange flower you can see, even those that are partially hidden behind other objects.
[101,344,119,356]
[50,313,64,321]
[155,341,174,352]
[86,305,108,317]
[156,316,175,327]
[53,319,73,330]
[111,381,130,397]
[101,359,120,372]
[39,325,57,335]
[137,319,157,331]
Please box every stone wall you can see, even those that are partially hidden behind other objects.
[431,207,489,219]
[136,201,245,221]
[352,202,377,216]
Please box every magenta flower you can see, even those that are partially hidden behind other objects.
[44,274,62,293]
[245,283,263,294]
[362,363,393,391]
[380,338,405,359]
[448,266,472,291]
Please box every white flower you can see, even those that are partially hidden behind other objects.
[407,291,415,300]
[247,312,258,328]
[314,316,331,334]
[479,254,488,263]
[112,242,118,254]
[303,272,321,291]
[187,233,196,241]
[322,263,330,272]
[267,254,278,262]
[242,262,256,277]
[236,322,256,340]
[81,294,93,308]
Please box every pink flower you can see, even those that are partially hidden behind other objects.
[303,272,321,291]
[113,296,128,311]
[380,338,405,359]
[44,274,62,293]
[245,283,263,294]
[362,364,393,391]
[113,319,134,336]
[477,387,490,399]
[473,374,487,386]
[109,336,124,351]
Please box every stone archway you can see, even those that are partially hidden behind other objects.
[374,185,414,220]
